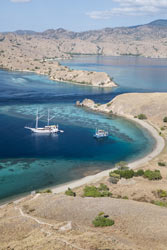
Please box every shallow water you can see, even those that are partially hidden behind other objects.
[1,55,167,200]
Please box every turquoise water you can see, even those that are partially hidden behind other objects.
[1,55,166,201]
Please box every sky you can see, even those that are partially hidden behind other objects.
[0,0,167,32]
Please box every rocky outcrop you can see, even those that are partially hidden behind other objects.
[76,99,95,107]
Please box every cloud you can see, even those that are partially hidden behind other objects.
[10,0,32,3]
[87,0,167,19]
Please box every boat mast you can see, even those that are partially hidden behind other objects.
[47,109,50,126]
[47,109,55,126]
[36,109,39,129]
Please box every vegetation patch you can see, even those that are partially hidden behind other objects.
[143,170,162,180]
[134,169,144,176]
[83,184,112,197]
[109,167,162,181]
[152,200,167,208]
[36,189,52,194]
[65,188,76,197]
[92,213,115,227]
[163,117,167,122]
[111,169,135,179]
[158,161,166,166]
[137,114,147,120]
[107,102,112,107]
[98,183,109,191]
[157,189,167,198]
[115,161,129,170]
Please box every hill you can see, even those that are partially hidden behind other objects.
[1,19,167,59]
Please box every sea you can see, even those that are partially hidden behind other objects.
[0,55,167,201]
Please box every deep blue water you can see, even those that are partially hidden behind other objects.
[1,55,167,201]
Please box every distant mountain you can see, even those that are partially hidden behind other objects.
[14,30,38,35]
[1,19,167,59]
[4,19,166,41]
[37,19,167,41]
[41,28,77,39]
[148,19,167,27]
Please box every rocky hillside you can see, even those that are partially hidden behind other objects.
[77,93,167,128]
[1,19,167,58]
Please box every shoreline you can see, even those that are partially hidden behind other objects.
[0,63,117,89]
[0,112,165,206]
[51,115,165,194]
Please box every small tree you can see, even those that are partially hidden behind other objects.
[134,169,144,176]
[163,117,167,122]
[138,114,147,120]
[65,188,76,197]
[92,213,115,227]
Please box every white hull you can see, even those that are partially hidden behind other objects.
[24,109,64,134]
[25,127,59,134]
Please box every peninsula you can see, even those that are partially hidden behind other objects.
[0,34,116,88]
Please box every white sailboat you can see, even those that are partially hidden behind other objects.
[25,109,64,134]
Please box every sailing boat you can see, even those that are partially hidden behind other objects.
[25,109,64,134]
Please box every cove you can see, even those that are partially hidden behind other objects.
[1,55,165,200]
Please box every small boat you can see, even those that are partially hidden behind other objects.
[93,129,108,139]
[25,109,64,134]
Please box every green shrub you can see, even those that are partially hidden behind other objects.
[112,169,134,179]
[158,162,166,166]
[152,200,167,207]
[65,188,76,197]
[134,169,144,176]
[92,214,115,227]
[115,161,129,170]
[100,191,112,197]
[121,169,134,179]
[98,212,104,216]
[157,189,167,198]
[138,114,147,120]
[84,186,101,197]
[98,183,109,191]
[144,170,162,180]
[36,189,52,194]
[109,172,120,179]
[83,185,112,197]
[163,117,167,122]
[122,196,128,199]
